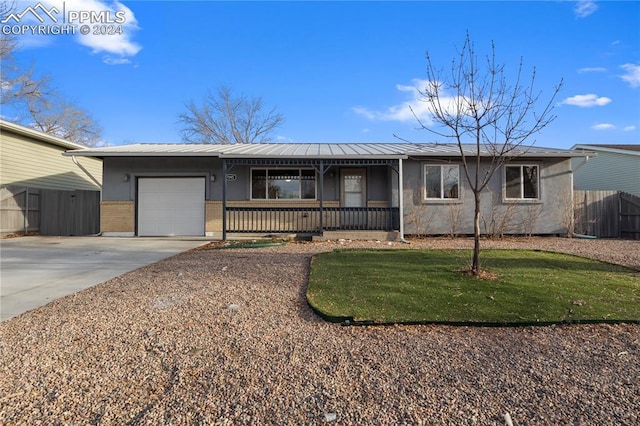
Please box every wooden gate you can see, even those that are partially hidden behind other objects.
[574,190,640,239]
[0,186,40,235]
[620,192,640,240]
[0,186,100,236]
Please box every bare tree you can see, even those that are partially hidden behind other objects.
[413,33,562,276]
[1,8,103,147]
[26,95,103,146]
[0,3,49,106]
[179,85,285,144]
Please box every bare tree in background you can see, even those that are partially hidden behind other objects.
[1,3,103,146]
[179,85,285,144]
[413,33,562,276]
[25,94,103,146]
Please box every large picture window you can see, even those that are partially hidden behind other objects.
[505,165,539,200]
[424,164,460,200]
[251,169,316,200]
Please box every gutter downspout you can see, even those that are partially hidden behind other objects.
[319,160,324,235]
[398,158,406,242]
[572,155,591,173]
[569,154,591,237]
[72,155,102,189]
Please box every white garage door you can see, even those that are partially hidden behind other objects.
[138,178,205,236]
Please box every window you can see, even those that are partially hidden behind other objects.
[251,169,316,200]
[424,164,459,200]
[505,165,539,199]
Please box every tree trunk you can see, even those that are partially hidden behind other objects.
[472,192,481,275]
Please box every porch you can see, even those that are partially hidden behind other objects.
[221,157,403,240]
[225,206,400,233]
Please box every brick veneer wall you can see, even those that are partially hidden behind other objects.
[100,201,134,233]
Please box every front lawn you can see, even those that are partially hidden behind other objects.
[306,249,640,325]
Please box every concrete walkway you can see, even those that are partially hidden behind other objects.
[0,236,208,321]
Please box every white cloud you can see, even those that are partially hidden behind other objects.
[36,0,142,62]
[574,0,598,18]
[623,125,637,131]
[352,78,470,127]
[102,56,131,65]
[620,64,640,88]
[353,79,432,123]
[561,94,612,107]
[577,67,607,74]
[591,123,615,130]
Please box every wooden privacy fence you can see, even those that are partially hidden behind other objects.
[0,186,40,234]
[0,186,100,236]
[574,190,640,239]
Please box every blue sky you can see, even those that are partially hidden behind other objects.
[4,0,639,148]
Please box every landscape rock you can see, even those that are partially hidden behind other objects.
[0,237,638,424]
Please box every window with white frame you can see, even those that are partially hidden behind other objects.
[504,165,539,200]
[251,169,316,200]
[424,164,460,200]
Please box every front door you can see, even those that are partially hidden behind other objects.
[340,169,366,228]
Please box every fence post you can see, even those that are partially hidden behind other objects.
[24,187,29,234]
[618,191,622,238]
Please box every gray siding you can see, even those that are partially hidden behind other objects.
[103,158,392,203]
[573,151,640,196]
[0,129,102,191]
[402,158,573,235]
[103,156,572,236]
[102,157,221,201]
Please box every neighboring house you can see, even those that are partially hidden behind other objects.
[64,143,585,240]
[0,119,102,191]
[0,119,103,235]
[571,144,640,197]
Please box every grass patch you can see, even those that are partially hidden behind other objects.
[307,249,640,325]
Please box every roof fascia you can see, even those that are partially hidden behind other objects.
[572,144,640,157]
[0,119,87,150]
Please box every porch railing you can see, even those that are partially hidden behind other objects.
[225,207,400,233]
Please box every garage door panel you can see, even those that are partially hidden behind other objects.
[138,178,205,236]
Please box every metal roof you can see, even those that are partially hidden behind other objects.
[63,142,587,159]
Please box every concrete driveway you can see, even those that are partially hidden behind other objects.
[0,236,207,322]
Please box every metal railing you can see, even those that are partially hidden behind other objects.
[225,206,400,233]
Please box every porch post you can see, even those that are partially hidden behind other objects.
[222,159,227,241]
[398,158,405,240]
[319,160,324,234]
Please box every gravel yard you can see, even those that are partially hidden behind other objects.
[1,237,638,424]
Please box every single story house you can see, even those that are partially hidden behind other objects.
[571,144,640,197]
[64,143,586,240]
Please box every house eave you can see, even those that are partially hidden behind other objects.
[1,119,88,151]
[572,144,640,157]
